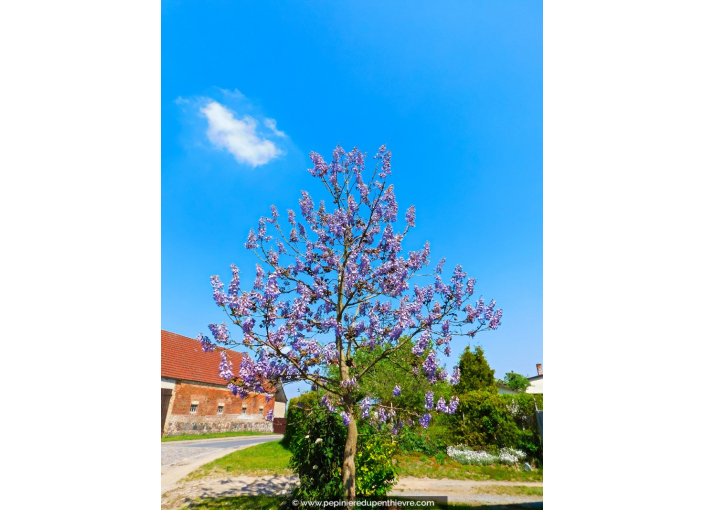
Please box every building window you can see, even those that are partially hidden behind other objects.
[217,405,224,415]
[259,407,264,415]
[190,403,198,414]
[241,406,247,415]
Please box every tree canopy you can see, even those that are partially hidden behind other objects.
[198,145,503,500]
[454,345,497,393]
[502,371,531,393]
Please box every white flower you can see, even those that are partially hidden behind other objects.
[315,438,323,444]
[305,435,310,439]
[446,446,527,466]
[312,465,318,470]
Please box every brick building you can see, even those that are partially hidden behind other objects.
[161,329,287,436]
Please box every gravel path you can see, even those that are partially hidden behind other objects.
[161,445,219,466]
[161,474,543,510]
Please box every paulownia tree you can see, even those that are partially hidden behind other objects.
[198,145,502,501]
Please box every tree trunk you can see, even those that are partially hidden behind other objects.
[341,412,358,501]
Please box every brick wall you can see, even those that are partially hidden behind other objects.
[163,381,274,436]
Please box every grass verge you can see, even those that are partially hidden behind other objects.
[179,496,280,509]
[473,485,543,497]
[179,496,542,510]
[395,453,543,482]
[162,431,275,442]
[185,440,293,481]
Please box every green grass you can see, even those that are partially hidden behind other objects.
[162,431,276,442]
[179,496,542,510]
[473,485,543,497]
[179,496,281,509]
[185,440,294,480]
[183,441,541,483]
[395,453,543,482]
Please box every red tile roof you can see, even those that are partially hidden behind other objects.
[161,330,243,386]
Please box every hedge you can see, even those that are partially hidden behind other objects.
[446,391,543,461]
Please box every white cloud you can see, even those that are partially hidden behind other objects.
[264,118,286,138]
[200,101,282,167]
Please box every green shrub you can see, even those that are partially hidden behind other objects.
[288,406,346,502]
[282,391,398,503]
[396,423,448,456]
[446,391,542,461]
[282,391,322,448]
[502,393,543,460]
[355,429,397,497]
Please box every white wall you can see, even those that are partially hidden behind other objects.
[526,376,543,394]
[161,377,176,389]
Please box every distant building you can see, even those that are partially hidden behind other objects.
[525,363,543,395]
[161,329,286,436]
[497,383,520,395]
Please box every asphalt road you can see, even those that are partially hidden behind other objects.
[161,434,284,492]
[177,435,281,449]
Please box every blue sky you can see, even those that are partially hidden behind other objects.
[162,1,542,398]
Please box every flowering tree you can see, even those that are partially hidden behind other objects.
[198,145,502,501]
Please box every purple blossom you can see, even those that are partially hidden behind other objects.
[412,330,432,356]
[435,258,446,274]
[322,393,336,413]
[489,309,503,330]
[391,422,401,435]
[418,413,431,429]
[436,397,449,413]
[393,385,401,397]
[405,205,416,227]
[341,377,358,389]
[450,366,461,385]
[208,322,229,342]
[341,411,350,427]
[197,333,215,353]
[424,391,434,411]
[253,264,265,290]
[265,409,274,421]
[448,396,459,415]
[299,191,314,219]
[308,151,329,177]
[245,229,258,250]
[264,272,281,300]
[219,351,234,380]
[465,278,476,296]
[422,351,439,382]
[321,343,339,365]
[360,396,371,419]
[227,265,241,297]
[378,407,388,423]
[211,276,227,306]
